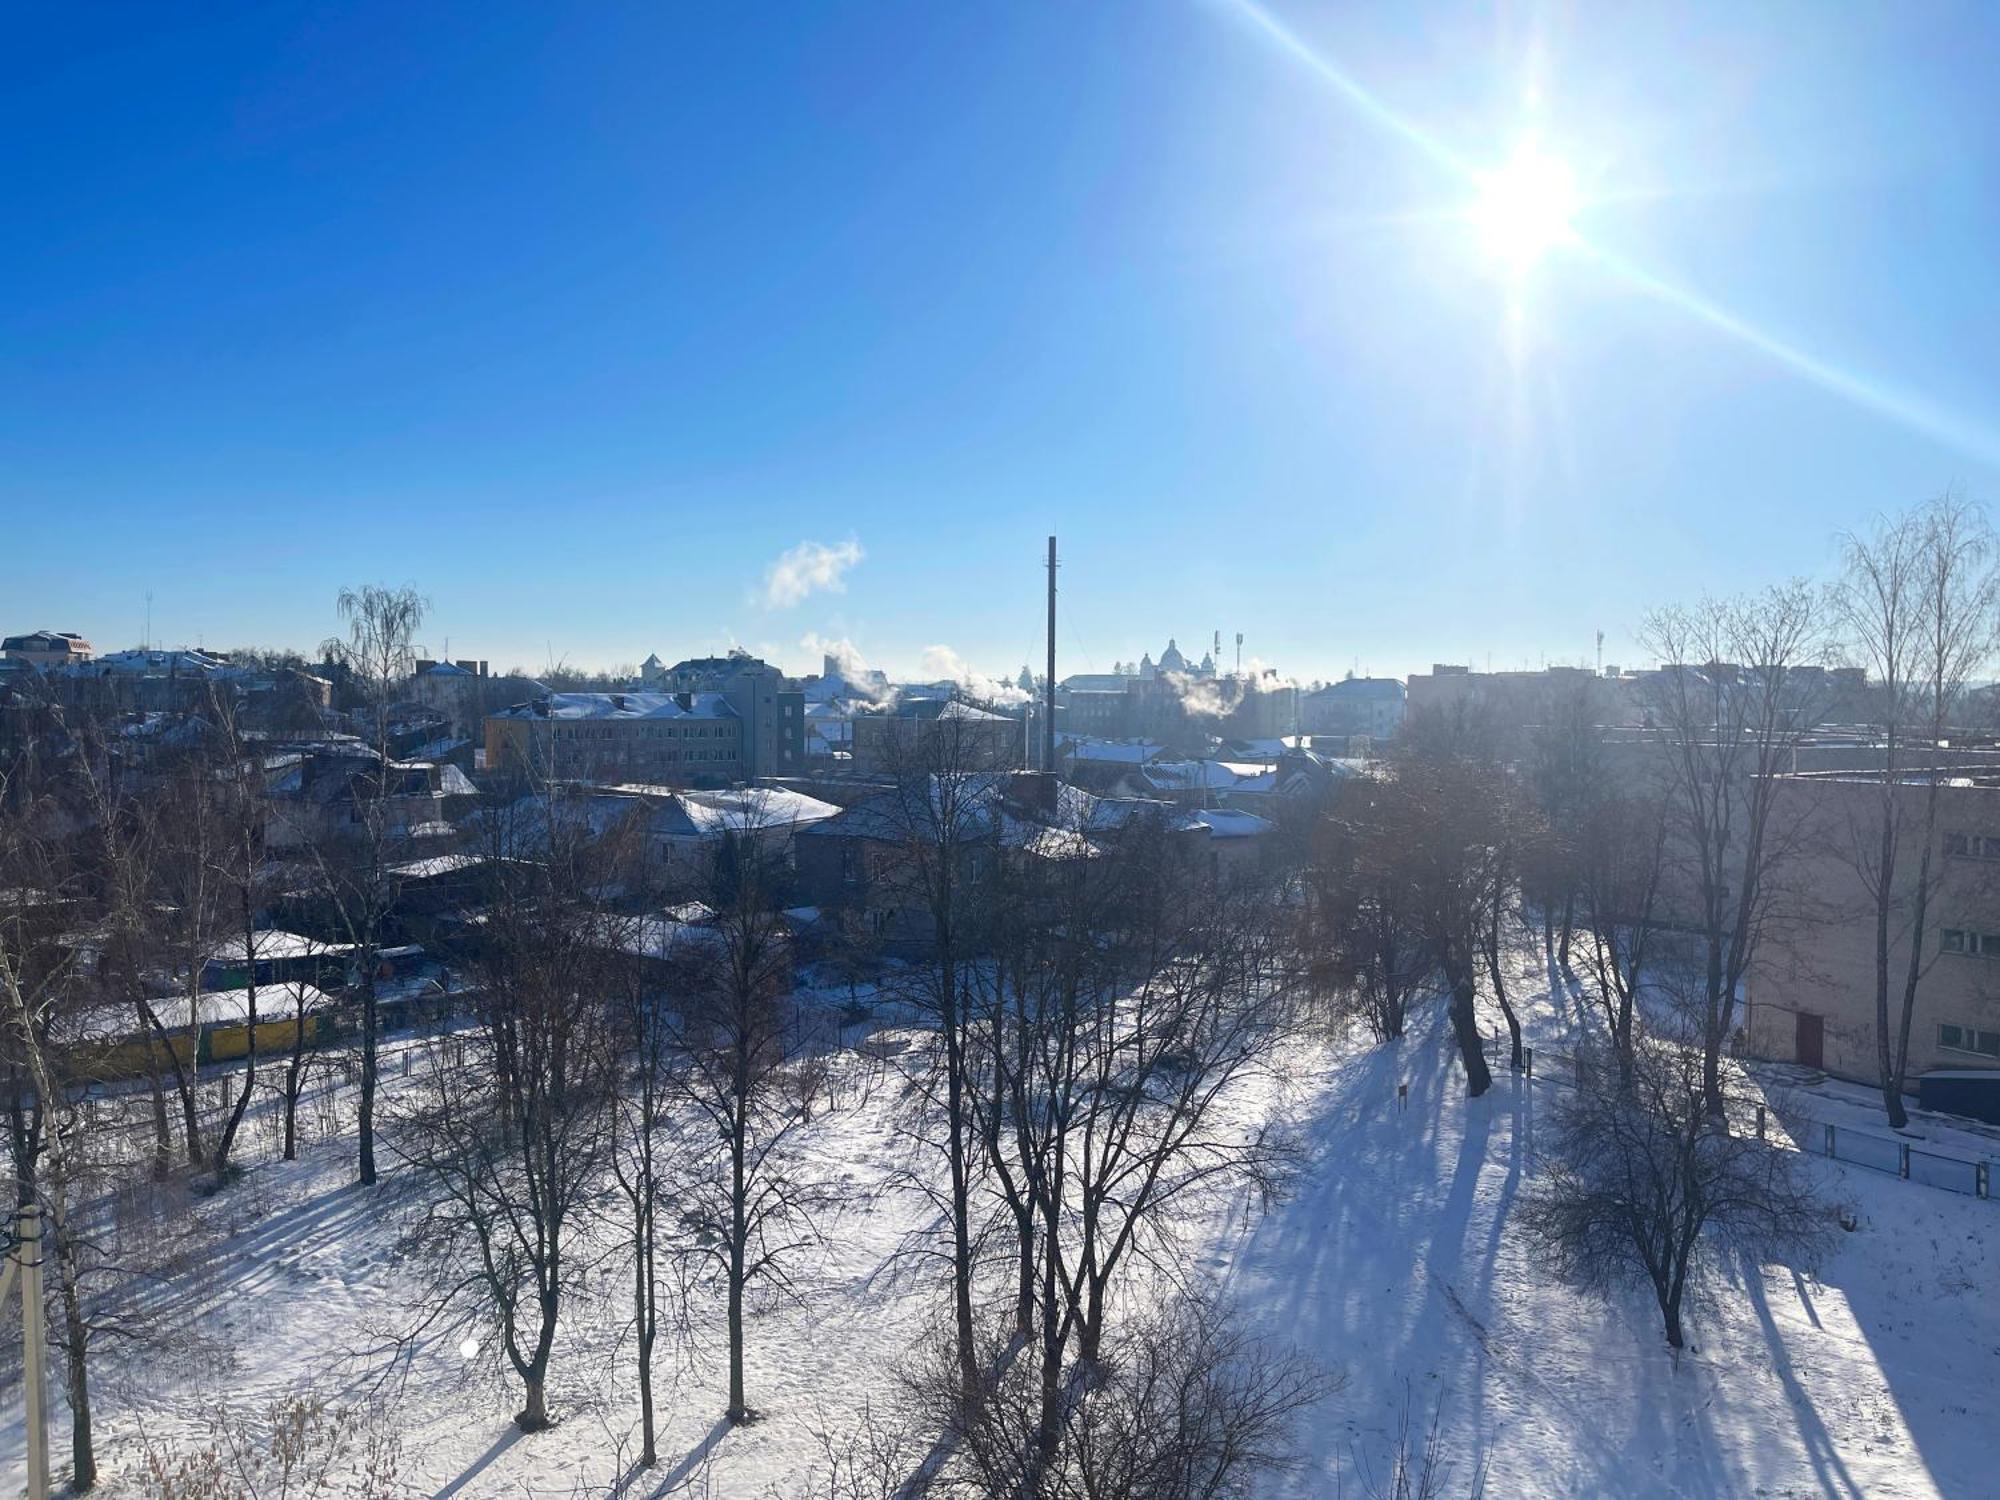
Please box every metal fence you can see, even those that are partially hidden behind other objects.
[1824,1122,1995,1200]
[1476,1035,1999,1202]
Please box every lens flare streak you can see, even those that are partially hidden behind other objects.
[1217,0,2000,469]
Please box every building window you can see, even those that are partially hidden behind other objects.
[1939,1023,2000,1058]
[1944,928,1969,953]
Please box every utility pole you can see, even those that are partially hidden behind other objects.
[1044,536,1058,774]
[2,1205,50,1499]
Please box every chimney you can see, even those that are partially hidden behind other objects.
[676,691,693,713]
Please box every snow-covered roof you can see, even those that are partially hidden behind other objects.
[1058,734,1165,765]
[1308,677,1406,701]
[492,692,738,722]
[388,852,491,880]
[174,983,332,1030]
[588,784,844,837]
[76,648,233,677]
[1178,808,1275,839]
[1142,760,1263,792]
[208,929,353,964]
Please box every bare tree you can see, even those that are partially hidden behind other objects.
[1524,673,1610,971]
[916,1293,1326,1500]
[0,764,104,1489]
[394,832,613,1430]
[1574,785,1673,1085]
[1475,781,1539,1072]
[1389,756,1506,1096]
[207,698,276,1187]
[1303,792,1427,1043]
[1832,494,2000,1126]
[1639,583,1831,1120]
[319,582,427,1187]
[149,730,232,1168]
[971,813,1300,1478]
[876,719,1002,1396]
[604,910,679,1468]
[1524,1035,1828,1350]
[663,817,828,1426]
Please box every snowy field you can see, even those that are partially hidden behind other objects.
[2,947,1996,1499]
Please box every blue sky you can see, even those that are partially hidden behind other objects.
[7,2,2000,684]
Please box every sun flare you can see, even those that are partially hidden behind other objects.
[1472,145,1579,269]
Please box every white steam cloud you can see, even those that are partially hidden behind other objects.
[921,644,1031,708]
[799,632,896,707]
[759,538,864,610]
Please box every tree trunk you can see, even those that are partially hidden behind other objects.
[635,1196,657,1465]
[1872,804,1901,1128]
[1014,1207,1035,1337]
[146,995,205,1166]
[282,1011,308,1161]
[517,1375,550,1432]
[55,1220,95,1492]
[1484,901,1523,1071]
[1448,975,1492,1097]
[358,970,378,1186]
[1702,934,1729,1123]
[1886,824,1941,1132]
[136,991,172,1180]
[212,890,259,1187]
[940,951,977,1398]
[728,1066,750,1424]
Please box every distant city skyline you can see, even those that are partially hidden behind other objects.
[10,3,2000,686]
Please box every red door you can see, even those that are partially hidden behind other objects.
[1795,1011,1825,1070]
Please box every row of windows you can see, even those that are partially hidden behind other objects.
[1944,832,2000,859]
[1939,929,2000,956]
[547,723,735,741]
[1939,1023,2000,1058]
[589,748,736,763]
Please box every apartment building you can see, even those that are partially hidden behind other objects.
[486,691,746,786]
[2,630,93,666]
[1747,772,2000,1110]
[647,653,805,778]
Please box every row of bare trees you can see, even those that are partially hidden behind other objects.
[0,580,436,1491]
[389,780,833,1458]
[859,722,1327,1496]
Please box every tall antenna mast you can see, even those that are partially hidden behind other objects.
[144,591,153,652]
[1045,536,1058,773]
[1596,629,1604,675]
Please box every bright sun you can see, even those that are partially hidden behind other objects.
[1471,145,1579,269]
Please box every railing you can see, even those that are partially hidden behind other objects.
[1476,1035,1999,1202]
[1823,1122,1995,1200]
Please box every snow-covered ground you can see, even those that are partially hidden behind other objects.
[3,950,1996,1497]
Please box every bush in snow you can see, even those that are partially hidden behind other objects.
[1522,1037,1829,1351]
